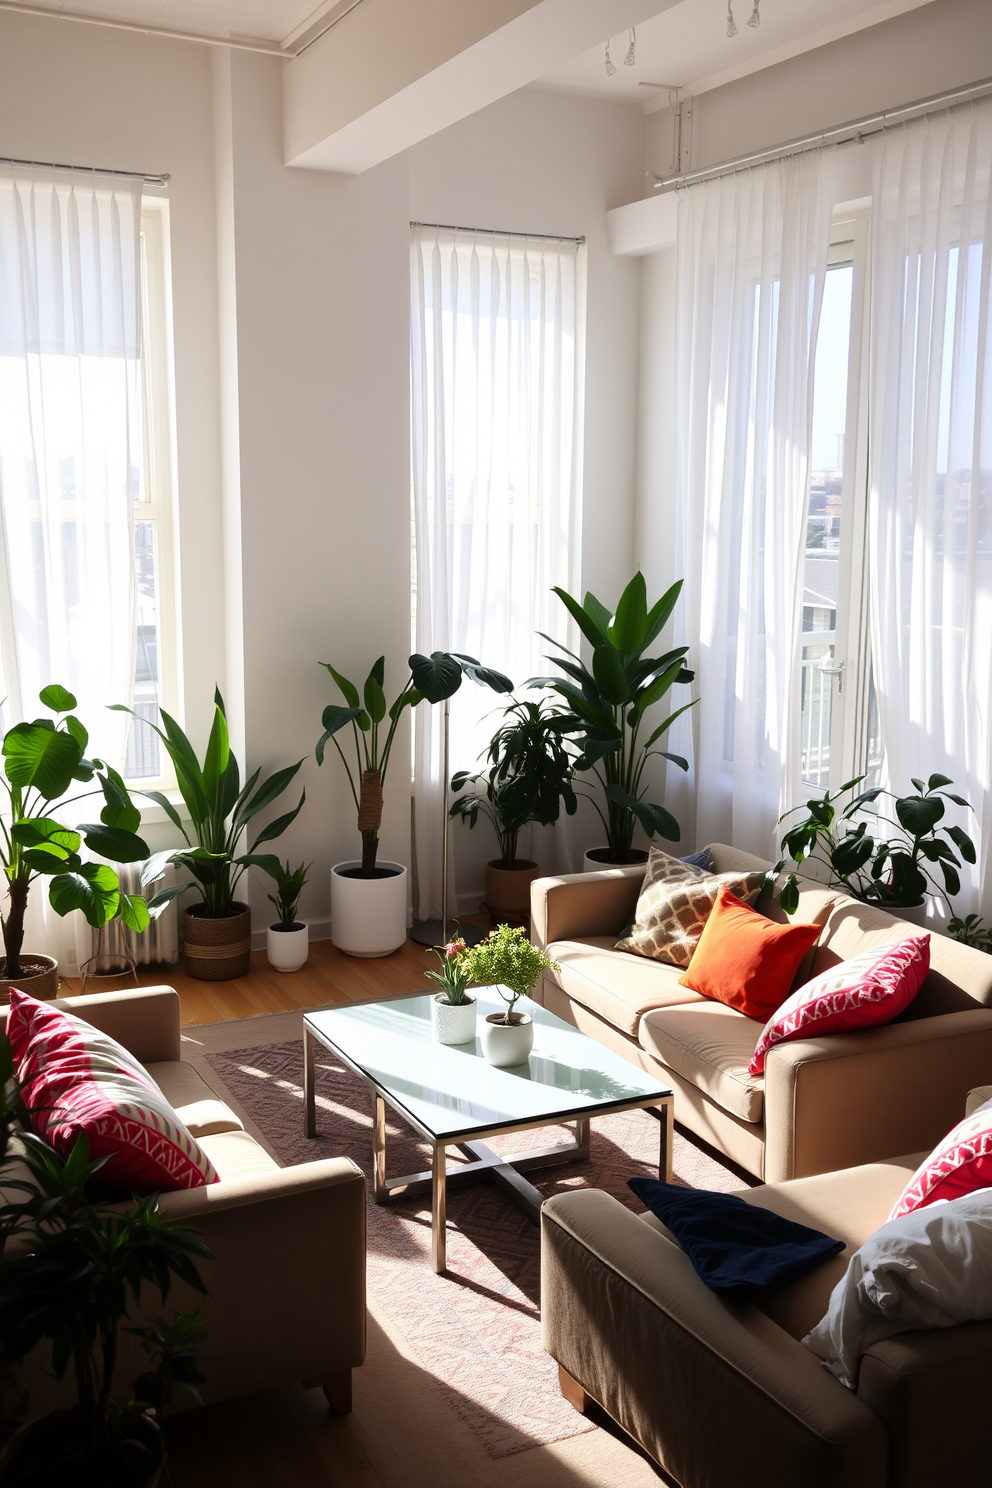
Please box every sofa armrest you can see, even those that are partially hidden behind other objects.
[151,1157,367,1402]
[764,1009,992,1183]
[531,866,645,950]
[541,1189,886,1488]
[0,985,181,1064]
[857,1322,992,1488]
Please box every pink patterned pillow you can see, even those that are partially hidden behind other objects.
[889,1100,992,1221]
[8,988,218,1193]
[747,936,930,1076]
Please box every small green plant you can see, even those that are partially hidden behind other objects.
[263,859,310,928]
[949,914,992,953]
[425,937,472,1005]
[459,924,559,1026]
[450,697,576,867]
[769,773,976,914]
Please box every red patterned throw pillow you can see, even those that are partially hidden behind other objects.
[747,936,930,1076]
[889,1099,992,1221]
[8,989,218,1193]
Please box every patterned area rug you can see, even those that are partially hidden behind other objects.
[206,1038,750,1461]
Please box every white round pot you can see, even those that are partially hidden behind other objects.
[480,1011,534,1068]
[266,921,309,973]
[889,899,929,929]
[430,993,477,1045]
[583,847,649,872]
[330,860,407,958]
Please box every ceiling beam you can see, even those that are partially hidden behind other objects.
[284,0,680,173]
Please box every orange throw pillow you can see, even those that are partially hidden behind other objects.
[678,886,822,1020]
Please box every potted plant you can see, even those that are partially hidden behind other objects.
[0,685,151,1003]
[0,1120,212,1488]
[770,773,976,918]
[261,859,310,973]
[424,936,476,1045]
[459,923,559,1068]
[114,690,305,981]
[530,573,696,867]
[450,698,576,925]
[316,651,511,958]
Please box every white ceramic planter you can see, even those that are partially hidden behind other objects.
[582,848,649,873]
[330,860,408,958]
[266,921,309,973]
[431,993,477,1046]
[888,899,930,929]
[480,1011,534,1068]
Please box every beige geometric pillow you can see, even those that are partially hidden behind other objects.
[615,847,767,968]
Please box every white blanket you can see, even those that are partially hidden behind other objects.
[803,1188,992,1389]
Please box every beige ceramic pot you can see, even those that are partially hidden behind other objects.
[483,860,541,926]
[0,954,59,1006]
[183,903,252,981]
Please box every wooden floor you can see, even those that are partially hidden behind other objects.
[59,916,491,1024]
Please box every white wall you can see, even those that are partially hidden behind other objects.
[0,16,648,938]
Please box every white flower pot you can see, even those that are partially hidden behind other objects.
[266,921,309,973]
[330,860,407,958]
[480,1011,534,1068]
[583,847,649,872]
[430,993,477,1045]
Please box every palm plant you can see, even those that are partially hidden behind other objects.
[530,573,696,863]
[449,698,576,867]
[316,651,512,877]
[0,685,151,979]
[113,689,305,919]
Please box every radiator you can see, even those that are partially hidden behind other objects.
[71,861,180,972]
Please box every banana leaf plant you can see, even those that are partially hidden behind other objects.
[0,685,151,980]
[529,573,697,863]
[113,689,305,919]
[769,773,976,913]
[316,651,513,877]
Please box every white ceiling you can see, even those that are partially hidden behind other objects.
[537,0,939,109]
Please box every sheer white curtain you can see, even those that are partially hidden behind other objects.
[671,154,834,857]
[410,227,580,920]
[0,168,143,961]
[869,104,992,913]
[0,168,141,768]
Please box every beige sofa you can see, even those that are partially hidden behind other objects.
[541,1103,992,1488]
[0,986,366,1415]
[532,844,992,1181]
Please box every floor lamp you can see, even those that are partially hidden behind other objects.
[410,696,483,949]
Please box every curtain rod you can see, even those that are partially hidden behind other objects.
[0,155,169,187]
[411,221,584,245]
[653,73,992,191]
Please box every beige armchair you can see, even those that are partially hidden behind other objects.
[0,987,366,1415]
[531,845,992,1181]
[542,1146,992,1488]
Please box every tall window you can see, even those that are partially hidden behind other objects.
[0,172,177,784]
[410,225,582,918]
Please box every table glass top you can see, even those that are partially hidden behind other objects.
[304,988,671,1141]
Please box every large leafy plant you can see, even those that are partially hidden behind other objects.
[0,685,150,979]
[530,574,696,863]
[0,1119,211,1482]
[114,689,305,919]
[316,651,512,877]
[771,773,976,913]
[450,698,576,868]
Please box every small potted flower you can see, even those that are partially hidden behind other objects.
[459,924,559,1068]
[261,859,310,973]
[425,938,477,1045]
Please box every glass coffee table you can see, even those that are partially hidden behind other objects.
[303,987,673,1273]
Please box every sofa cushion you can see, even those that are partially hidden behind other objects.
[888,1095,992,1221]
[548,937,704,1037]
[146,1061,245,1138]
[197,1128,281,1182]
[639,1001,765,1123]
[615,847,767,969]
[679,887,823,1019]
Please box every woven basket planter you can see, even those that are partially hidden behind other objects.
[0,955,59,1006]
[183,904,252,981]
